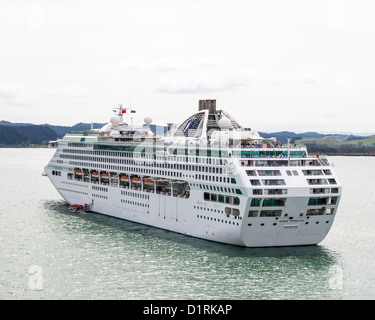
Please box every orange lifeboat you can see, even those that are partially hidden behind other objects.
[91,171,99,177]
[74,169,82,175]
[101,172,109,178]
[132,177,141,184]
[144,178,154,185]
[120,175,130,182]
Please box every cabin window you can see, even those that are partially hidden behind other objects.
[308,197,328,206]
[246,170,257,176]
[250,180,261,186]
[232,209,240,216]
[248,210,258,217]
[307,208,325,215]
[250,199,261,207]
[330,197,338,205]
[233,197,240,205]
[260,210,282,217]
[262,179,286,186]
[328,178,337,185]
[262,198,286,207]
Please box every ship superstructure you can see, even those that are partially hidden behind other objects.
[45,100,341,247]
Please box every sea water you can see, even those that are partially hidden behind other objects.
[1,148,374,299]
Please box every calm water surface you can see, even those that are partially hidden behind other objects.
[1,149,374,299]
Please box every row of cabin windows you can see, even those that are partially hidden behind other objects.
[248,207,335,218]
[250,198,286,207]
[247,169,333,177]
[311,188,339,194]
[250,178,337,186]
[197,183,241,195]
[92,186,108,192]
[68,163,232,184]
[194,206,224,214]
[57,187,88,195]
[250,196,338,207]
[253,189,287,195]
[120,199,149,207]
[250,179,286,186]
[93,194,108,199]
[303,169,332,176]
[246,170,281,176]
[63,152,234,181]
[62,153,226,172]
[62,148,228,165]
[196,214,240,226]
[307,178,337,185]
[308,197,338,205]
[253,187,339,196]
[204,192,240,205]
[121,191,150,200]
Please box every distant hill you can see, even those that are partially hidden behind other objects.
[0,120,106,137]
[260,131,321,144]
[0,120,33,126]
[292,134,375,156]
[0,121,166,147]
[46,122,106,137]
[259,131,351,144]
[0,121,106,147]
[295,134,375,147]
[0,124,59,146]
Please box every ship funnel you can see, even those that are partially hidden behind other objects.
[198,99,216,113]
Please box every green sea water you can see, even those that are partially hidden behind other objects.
[1,149,374,299]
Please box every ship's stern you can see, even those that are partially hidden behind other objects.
[240,212,337,247]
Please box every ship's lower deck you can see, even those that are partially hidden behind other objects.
[46,167,338,247]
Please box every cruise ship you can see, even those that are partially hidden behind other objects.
[45,99,341,247]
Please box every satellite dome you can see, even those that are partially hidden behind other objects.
[219,117,231,130]
[144,117,152,126]
[110,116,120,127]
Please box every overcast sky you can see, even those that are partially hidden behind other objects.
[1,0,374,134]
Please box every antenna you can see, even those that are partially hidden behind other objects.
[113,104,124,116]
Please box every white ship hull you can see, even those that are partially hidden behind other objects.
[46,170,337,247]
